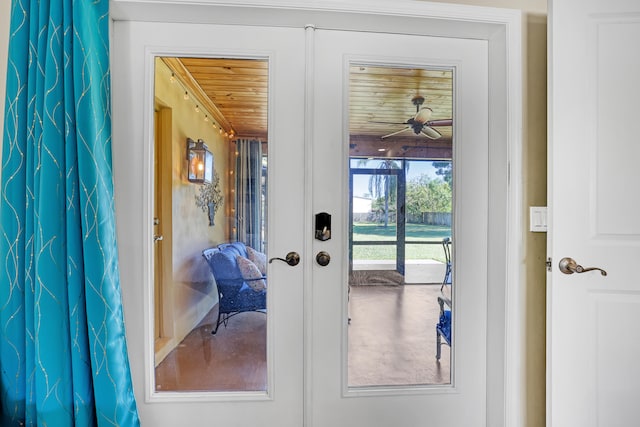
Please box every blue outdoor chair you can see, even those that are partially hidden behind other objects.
[436,237,452,360]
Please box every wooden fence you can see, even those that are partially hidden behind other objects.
[353,211,451,226]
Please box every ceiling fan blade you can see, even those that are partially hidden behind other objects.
[369,120,410,125]
[381,127,411,139]
[421,126,443,139]
[426,119,453,127]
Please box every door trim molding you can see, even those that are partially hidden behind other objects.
[110,2,523,426]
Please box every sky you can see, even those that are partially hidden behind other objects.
[351,159,442,198]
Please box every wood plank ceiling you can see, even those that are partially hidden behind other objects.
[163,57,453,159]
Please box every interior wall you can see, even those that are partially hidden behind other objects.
[522,12,548,427]
[432,1,548,426]
[154,58,232,352]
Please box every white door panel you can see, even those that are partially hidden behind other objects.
[549,1,640,425]
[311,29,489,426]
[112,21,305,426]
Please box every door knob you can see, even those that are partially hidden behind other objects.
[558,257,607,276]
[316,251,331,266]
[269,252,300,266]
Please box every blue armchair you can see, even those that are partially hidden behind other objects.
[203,242,267,334]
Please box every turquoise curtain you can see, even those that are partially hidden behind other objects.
[0,1,140,426]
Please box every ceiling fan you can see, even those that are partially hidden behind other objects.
[375,95,452,140]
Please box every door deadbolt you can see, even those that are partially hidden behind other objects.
[316,251,331,266]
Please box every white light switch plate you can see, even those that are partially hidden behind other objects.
[530,206,547,232]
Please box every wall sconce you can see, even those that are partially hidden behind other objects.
[186,138,213,184]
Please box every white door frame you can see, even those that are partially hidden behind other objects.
[109,1,523,426]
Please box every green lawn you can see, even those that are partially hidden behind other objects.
[352,222,450,262]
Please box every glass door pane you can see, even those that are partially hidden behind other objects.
[347,64,453,387]
[152,56,269,392]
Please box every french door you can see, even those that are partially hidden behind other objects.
[310,29,488,426]
[112,22,307,426]
[112,20,490,427]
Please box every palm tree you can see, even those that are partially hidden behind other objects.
[357,159,405,227]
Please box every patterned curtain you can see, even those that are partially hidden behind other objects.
[235,139,264,251]
[0,1,140,426]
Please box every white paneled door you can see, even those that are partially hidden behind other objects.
[113,18,491,427]
[549,0,640,425]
